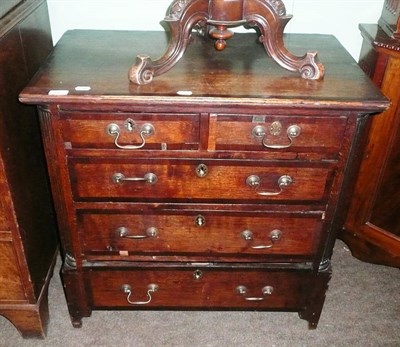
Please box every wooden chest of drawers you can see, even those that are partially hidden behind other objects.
[20,30,388,329]
[0,0,57,338]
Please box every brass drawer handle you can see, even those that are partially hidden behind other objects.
[112,172,158,185]
[252,122,301,149]
[121,284,158,305]
[246,175,292,196]
[118,226,158,239]
[236,285,274,301]
[241,229,282,249]
[106,122,155,150]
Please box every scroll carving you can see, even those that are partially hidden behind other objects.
[129,0,325,84]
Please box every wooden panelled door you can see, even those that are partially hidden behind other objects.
[340,1,400,267]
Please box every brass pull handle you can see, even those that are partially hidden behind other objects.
[236,285,274,301]
[121,284,158,305]
[246,175,292,196]
[112,172,158,185]
[252,122,301,149]
[241,229,282,249]
[118,226,158,239]
[106,122,155,150]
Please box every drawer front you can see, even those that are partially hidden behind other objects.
[80,212,323,258]
[61,112,200,150]
[0,197,10,230]
[213,114,347,156]
[88,268,308,309]
[70,159,332,202]
[0,168,11,230]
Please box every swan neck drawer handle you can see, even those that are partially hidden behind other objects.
[106,122,154,150]
[252,122,301,149]
[241,229,282,249]
[236,285,274,301]
[121,284,158,305]
[246,175,292,196]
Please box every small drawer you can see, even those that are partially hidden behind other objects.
[69,158,333,202]
[60,111,200,150]
[87,267,309,309]
[212,114,347,158]
[79,211,323,259]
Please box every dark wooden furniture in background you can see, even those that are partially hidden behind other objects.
[378,0,400,38]
[0,0,58,338]
[341,1,400,268]
[20,30,387,329]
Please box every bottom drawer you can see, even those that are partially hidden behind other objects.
[87,266,310,310]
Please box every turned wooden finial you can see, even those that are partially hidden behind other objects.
[208,0,243,50]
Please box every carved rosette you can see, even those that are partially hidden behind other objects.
[268,0,286,16]
[129,0,325,84]
[167,0,192,20]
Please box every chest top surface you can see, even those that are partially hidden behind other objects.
[20,30,387,112]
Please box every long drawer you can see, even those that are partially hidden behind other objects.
[69,158,333,202]
[79,211,323,258]
[87,267,310,309]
